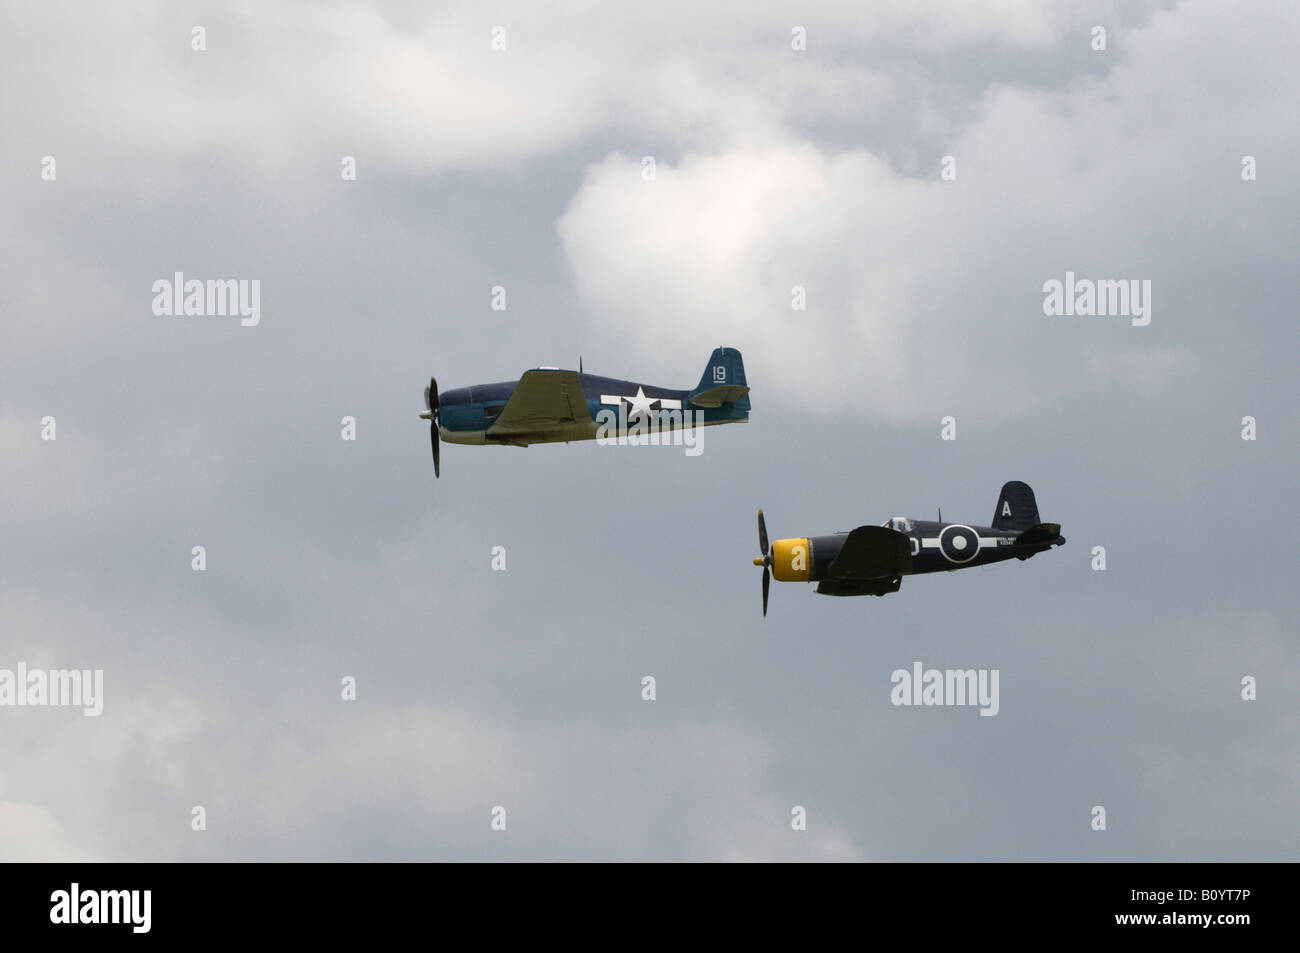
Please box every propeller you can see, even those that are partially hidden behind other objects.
[422,377,441,478]
[753,509,773,616]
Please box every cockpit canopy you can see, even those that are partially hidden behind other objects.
[883,517,914,534]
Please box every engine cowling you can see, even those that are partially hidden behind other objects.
[770,538,811,581]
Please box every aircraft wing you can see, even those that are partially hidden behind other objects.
[828,526,913,580]
[488,370,592,434]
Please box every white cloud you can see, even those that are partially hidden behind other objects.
[0,799,100,862]
[557,0,1297,422]
[1,0,1108,175]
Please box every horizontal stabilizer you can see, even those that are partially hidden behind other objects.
[1014,522,1062,547]
[688,384,751,408]
[829,525,913,580]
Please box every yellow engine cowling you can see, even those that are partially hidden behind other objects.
[771,538,811,581]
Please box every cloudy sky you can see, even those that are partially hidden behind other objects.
[2,0,1296,861]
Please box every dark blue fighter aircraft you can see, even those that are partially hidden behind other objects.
[753,481,1065,614]
[419,347,750,476]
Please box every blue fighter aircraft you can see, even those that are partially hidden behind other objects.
[419,347,750,476]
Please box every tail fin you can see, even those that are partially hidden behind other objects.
[689,347,750,410]
[992,481,1040,533]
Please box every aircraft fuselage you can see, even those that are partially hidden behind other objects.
[438,373,748,446]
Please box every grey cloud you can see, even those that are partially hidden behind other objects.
[0,0,1295,861]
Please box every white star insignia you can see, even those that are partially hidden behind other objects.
[599,387,683,421]
[624,386,656,420]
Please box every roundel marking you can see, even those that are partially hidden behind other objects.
[939,524,980,564]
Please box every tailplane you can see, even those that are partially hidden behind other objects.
[1014,522,1061,547]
